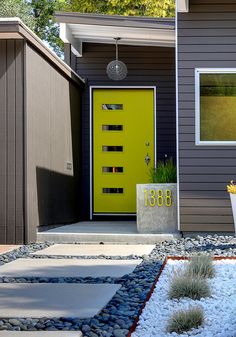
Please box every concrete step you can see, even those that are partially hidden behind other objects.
[37,222,180,244]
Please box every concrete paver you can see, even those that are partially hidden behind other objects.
[0,258,141,278]
[33,244,155,257]
[0,245,21,254]
[0,332,82,336]
[0,283,120,318]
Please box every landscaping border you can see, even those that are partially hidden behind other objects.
[126,257,168,337]
[127,255,236,337]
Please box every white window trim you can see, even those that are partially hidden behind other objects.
[195,68,236,146]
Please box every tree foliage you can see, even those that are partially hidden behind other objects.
[0,0,35,30]
[31,0,65,55]
[0,0,175,55]
[66,0,175,17]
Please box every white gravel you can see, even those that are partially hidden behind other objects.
[132,259,236,337]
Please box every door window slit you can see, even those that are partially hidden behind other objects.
[102,167,124,173]
[102,125,123,131]
[103,188,124,194]
[102,104,123,110]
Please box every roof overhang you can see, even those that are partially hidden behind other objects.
[56,12,175,57]
[177,0,189,12]
[0,17,84,86]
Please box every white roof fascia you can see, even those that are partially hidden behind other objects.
[177,0,189,12]
[60,23,83,57]
[59,22,175,54]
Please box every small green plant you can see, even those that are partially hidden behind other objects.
[167,307,204,334]
[149,158,176,183]
[168,274,210,300]
[186,254,215,279]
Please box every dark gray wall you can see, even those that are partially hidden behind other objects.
[25,43,82,242]
[0,40,25,244]
[76,43,176,219]
[178,0,236,232]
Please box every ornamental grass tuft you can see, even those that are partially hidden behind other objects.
[168,274,211,300]
[167,307,204,334]
[185,254,215,279]
[149,158,176,183]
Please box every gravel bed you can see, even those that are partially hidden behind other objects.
[0,276,118,284]
[29,254,142,260]
[132,259,236,337]
[149,235,236,259]
[0,235,235,337]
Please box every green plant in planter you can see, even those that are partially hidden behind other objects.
[149,158,176,183]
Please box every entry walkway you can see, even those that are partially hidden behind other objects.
[0,243,154,333]
[37,221,179,243]
[0,258,141,278]
[32,243,155,257]
[0,283,121,318]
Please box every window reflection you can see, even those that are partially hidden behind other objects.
[200,73,236,141]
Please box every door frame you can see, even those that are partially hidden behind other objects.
[89,86,157,219]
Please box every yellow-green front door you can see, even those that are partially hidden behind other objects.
[93,88,155,214]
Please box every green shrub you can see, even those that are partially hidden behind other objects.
[149,158,176,183]
[168,274,210,300]
[167,307,204,334]
[186,254,215,279]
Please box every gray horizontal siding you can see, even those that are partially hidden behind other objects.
[180,198,231,206]
[181,207,232,215]
[181,223,233,231]
[178,0,236,231]
[76,43,176,219]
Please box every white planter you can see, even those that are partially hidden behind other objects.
[136,183,178,234]
[230,193,236,235]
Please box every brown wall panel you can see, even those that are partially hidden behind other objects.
[178,1,236,232]
[0,40,24,244]
[25,43,81,242]
[0,40,7,244]
[76,43,176,219]
[15,40,25,239]
[6,40,16,243]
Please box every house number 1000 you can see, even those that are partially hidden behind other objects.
[144,189,172,207]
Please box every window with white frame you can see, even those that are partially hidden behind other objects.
[196,69,236,145]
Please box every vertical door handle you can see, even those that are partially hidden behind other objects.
[145,141,151,165]
[145,154,151,165]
